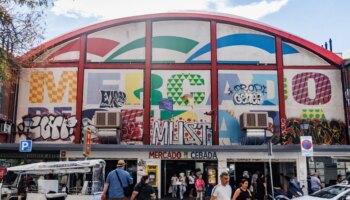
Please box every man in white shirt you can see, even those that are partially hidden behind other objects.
[310,172,322,193]
[210,172,232,200]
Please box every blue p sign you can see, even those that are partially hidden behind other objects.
[19,140,32,152]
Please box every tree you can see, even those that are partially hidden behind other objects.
[0,0,53,81]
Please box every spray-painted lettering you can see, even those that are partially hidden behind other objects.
[17,114,77,141]
[151,120,211,145]
[231,84,266,105]
[100,90,126,108]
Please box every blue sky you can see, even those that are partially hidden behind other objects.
[44,0,350,53]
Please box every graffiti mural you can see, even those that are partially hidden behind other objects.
[150,70,212,145]
[83,69,144,144]
[231,84,267,105]
[292,72,331,105]
[84,69,143,107]
[16,68,78,143]
[282,41,330,66]
[281,70,345,144]
[280,118,347,145]
[81,109,143,145]
[17,114,77,142]
[151,119,211,145]
[150,113,212,146]
[100,90,126,108]
[121,109,144,144]
[216,23,277,65]
[29,71,77,103]
[152,21,211,63]
[35,38,80,62]
[218,70,279,145]
[87,22,145,62]
[284,69,346,144]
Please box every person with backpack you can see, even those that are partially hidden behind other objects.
[101,160,133,200]
[130,175,156,200]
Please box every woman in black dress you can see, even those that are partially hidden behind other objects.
[232,179,252,200]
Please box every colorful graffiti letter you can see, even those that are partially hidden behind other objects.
[167,73,205,106]
[29,71,77,103]
[292,72,331,105]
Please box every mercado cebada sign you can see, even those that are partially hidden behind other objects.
[149,151,218,160]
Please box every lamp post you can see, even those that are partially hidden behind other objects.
[266,134,274,199]
[300,120,309,135]
[23,115,34,139]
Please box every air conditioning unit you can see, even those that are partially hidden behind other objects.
[94,111,121,128]
[240,112,268,129]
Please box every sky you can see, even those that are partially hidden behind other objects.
[44,0,350,54]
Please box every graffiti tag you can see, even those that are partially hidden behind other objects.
[100,90,126,108]
[231,84,266,105]
[18,114,77,141]
[151,120,212,145]
[281,118,347,145]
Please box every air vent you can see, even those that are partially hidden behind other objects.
[108,113,117,126]
[246,113,256,127]
[257,113,268,127]
[94,111,120,128]
[96,112,106,126]
[240,112,268,129]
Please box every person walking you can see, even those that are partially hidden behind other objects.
[251,171,259,195]
[255,173,266,200]
[310,172,322,193]
[188,171,196,197]
[171,174,178,198]
[179,172,187,200]
[130,175,156,200]
[195,174,205,200]
[232,179,252,200]
[210,172,232,200]
[101,160,133,200]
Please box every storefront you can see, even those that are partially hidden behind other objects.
[306,150,350,188]
[61,144,316,198]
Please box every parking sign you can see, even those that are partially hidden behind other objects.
[300,136,313,156]
[19,140,32,153]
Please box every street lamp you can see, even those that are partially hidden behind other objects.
[265,134,274,199]
[300,119,309,135]
[23,115,34,138]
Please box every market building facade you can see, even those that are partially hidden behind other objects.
[1,12,350,197]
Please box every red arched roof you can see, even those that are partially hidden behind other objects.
[24,12,344,65]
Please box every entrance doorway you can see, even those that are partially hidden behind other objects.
[227,161,296,193]
[161,160,218,197]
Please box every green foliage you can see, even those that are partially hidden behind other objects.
[0,0,53,81]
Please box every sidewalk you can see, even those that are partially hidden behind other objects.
[160,197,210,200]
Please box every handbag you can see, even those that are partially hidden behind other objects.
[115,170,133,197]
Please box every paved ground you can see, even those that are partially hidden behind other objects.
[160,197,210,200]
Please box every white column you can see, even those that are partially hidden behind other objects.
[217,159,227,184]
[297,154,308,195]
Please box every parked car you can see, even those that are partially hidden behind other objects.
[295,184,350,200]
